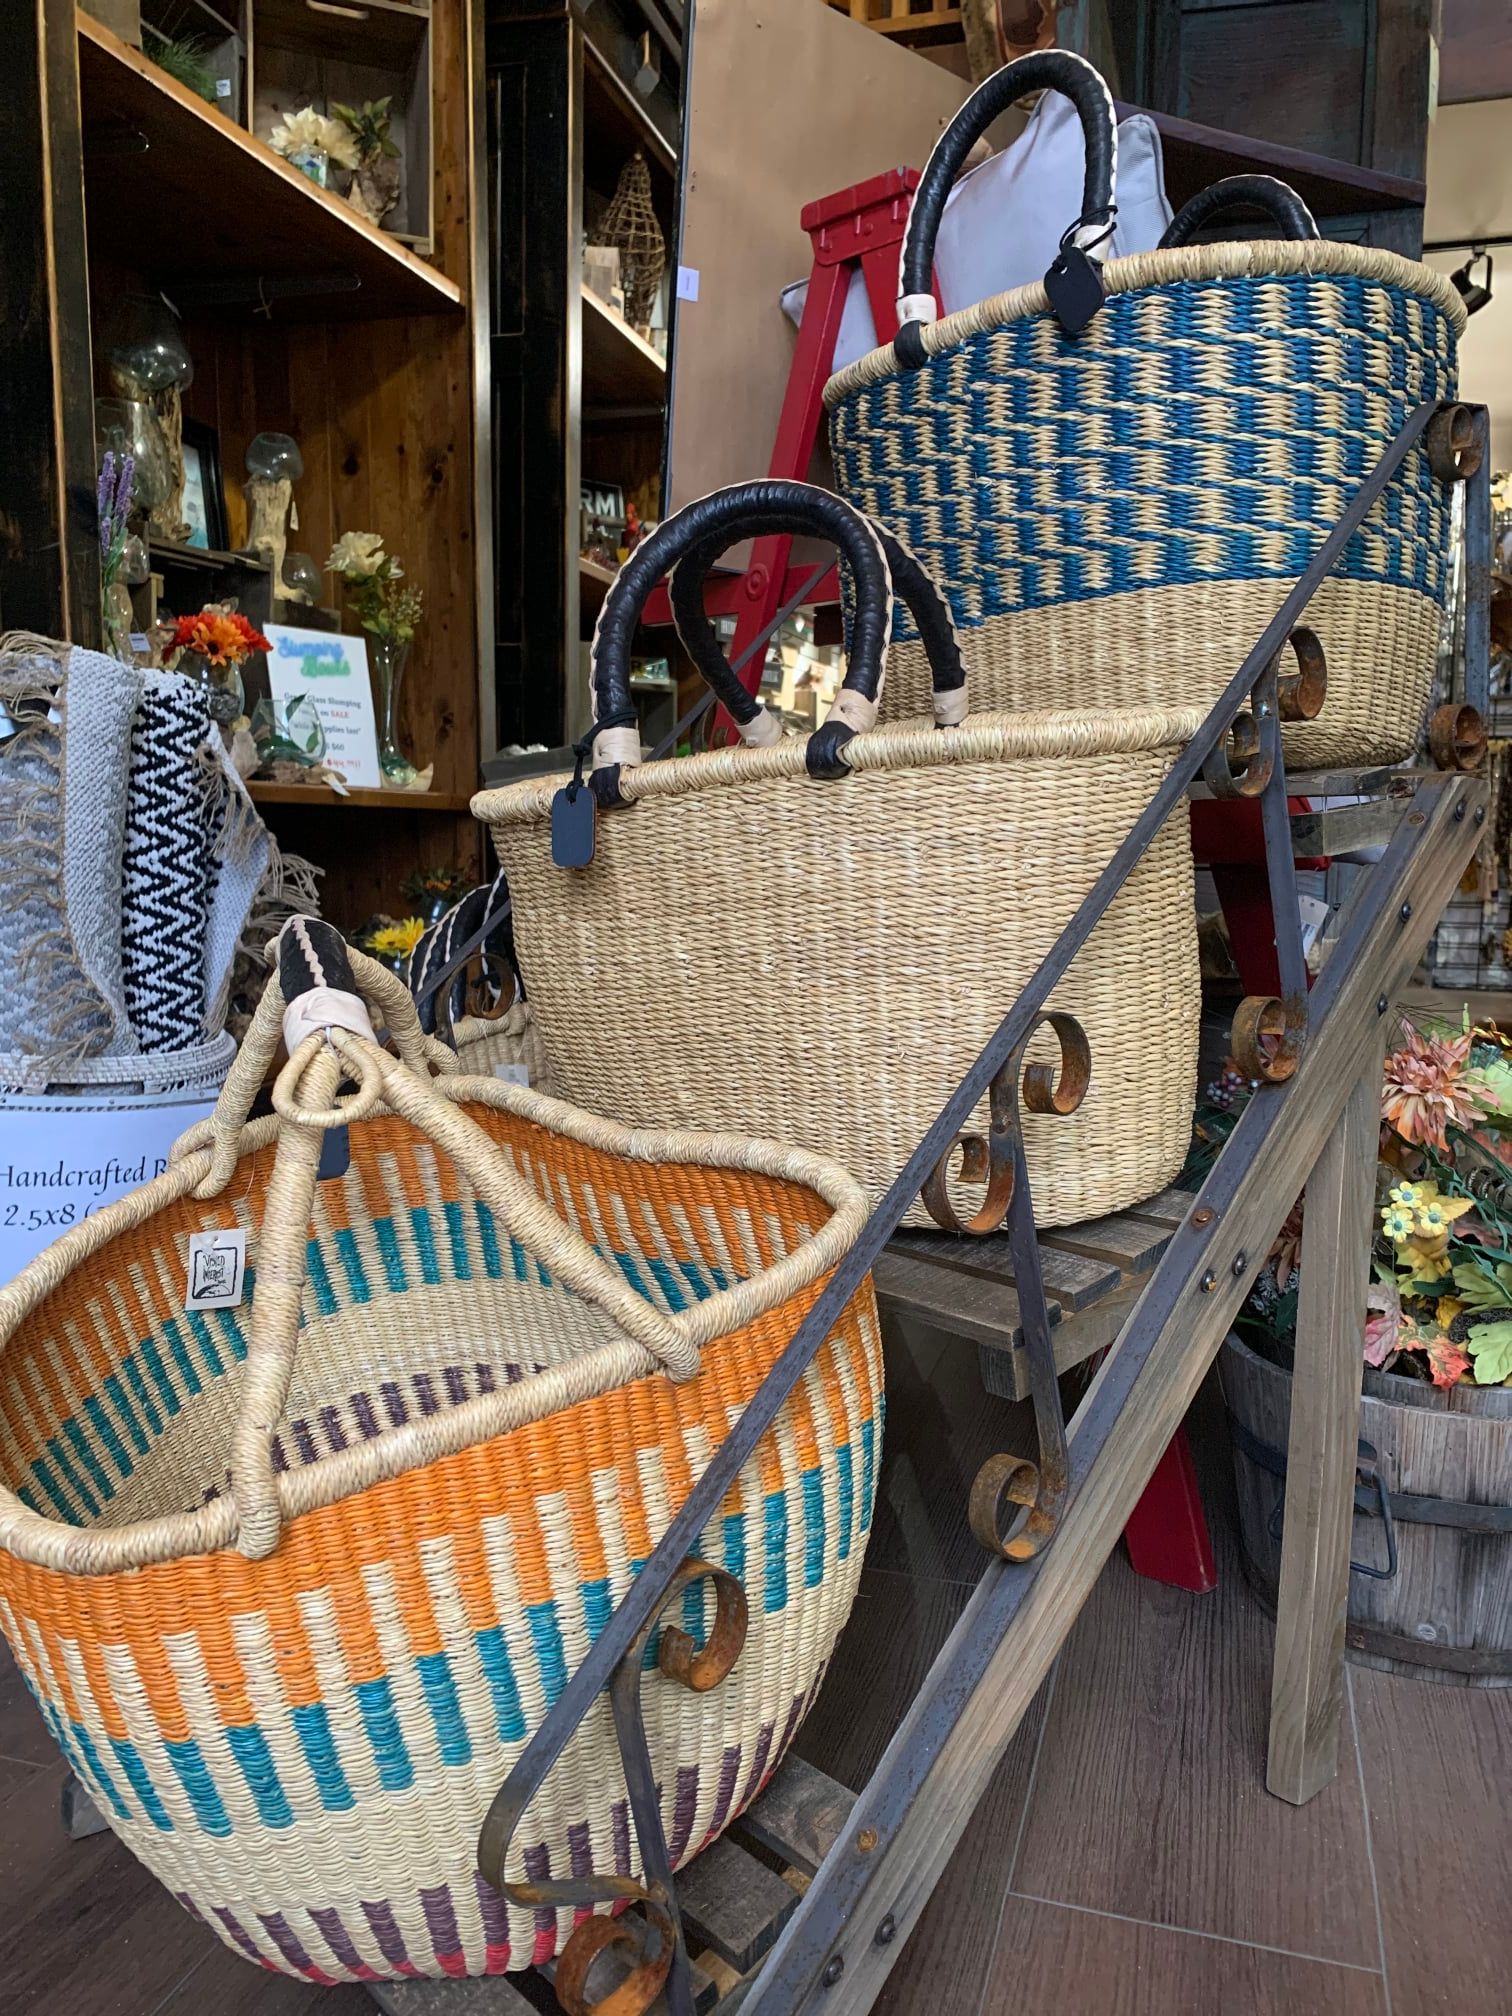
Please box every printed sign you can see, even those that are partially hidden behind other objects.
[0,1096,218,1286]
[263,623,383,790]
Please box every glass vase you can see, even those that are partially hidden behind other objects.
[101,581,136,664]
[178,649,245,728]
[370,633,417,785]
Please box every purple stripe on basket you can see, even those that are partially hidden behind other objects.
[522,1841,556,1944]
[381,1380,409,1427]
[292,1417,319,1465]
[567,1819,593,1879]
[474,1869,512,1949]
[270,1435,290,1474]
[419,1882,462,1960]
[666,1764,701,1865]
[310,1904,380,1979]
[612,1798,632,1876]
[444,1365,469,1406]
[260,1911,335,1982]
[735,1718,775,1818]
[475,1362,498,1395]
[352,1391,381,1439]
[503,1362,525,1385]
[361,1898,419,1974]
[703,1744,743,1842]
[175,1889,203,1923]
[319,1404,349,1451]
[213,1906,270,1967]
[413,1372,440,1418]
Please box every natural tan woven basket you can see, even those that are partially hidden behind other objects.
[478,481,1204,1229]
[825,53,1466,767]
[0,923,879,1983]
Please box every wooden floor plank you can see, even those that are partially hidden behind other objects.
[793,1567,1052,2016]
[1351,1664,1512,2015]
[1008,1377,1381,1968]
[982,1897,1387,2015]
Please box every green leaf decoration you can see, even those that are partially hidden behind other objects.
[1465,1318,1512,1385]
[1450,1258,1512,1309]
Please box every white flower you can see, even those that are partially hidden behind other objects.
[326,531,387,578]
[269,107,360,171]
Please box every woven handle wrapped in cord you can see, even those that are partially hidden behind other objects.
[669,500,970,731]
[592,479,898,794]
[225,920,734,1558]
[1159,174,1319,249]
[896,50,1118,352]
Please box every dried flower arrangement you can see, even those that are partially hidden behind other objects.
[1193,1014,1512,1389]
[268,107,360,183]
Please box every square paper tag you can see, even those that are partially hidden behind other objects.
[494,1061,530,1086]
[185,1228,247,1310]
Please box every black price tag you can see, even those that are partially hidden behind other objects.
[318,1125,351,1181]
[551,783,597,869]
[1044,245,1105,336]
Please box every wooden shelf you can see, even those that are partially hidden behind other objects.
[1119,104,1426,216]
[248,781,474,810]
[149,541,268,574]
[581,285,666,409]
[76,12,463,320]
[579,554,618,612]
[582,35,677,182]
[254,0,430,66]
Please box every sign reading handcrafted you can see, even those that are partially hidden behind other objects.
[0,1097,217,1285]
[263,623,382,790]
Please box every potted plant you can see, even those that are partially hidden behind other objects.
[1213,1015,1512,1685]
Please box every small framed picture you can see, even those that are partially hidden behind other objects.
[180,419,228,553]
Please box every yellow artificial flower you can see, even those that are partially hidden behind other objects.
[1382,1204,1415,1243]
[367,916,425,959]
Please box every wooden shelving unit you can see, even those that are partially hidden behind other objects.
[581,286,666,409]
[247,782,475,811]
[76,13,459,319]
[578,554,618,615]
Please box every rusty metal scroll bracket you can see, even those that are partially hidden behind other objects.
[1428,701,1488,774]
[920,1011,1091,1237]
[477,1559,748,2016]
[921,1014,1090,1563]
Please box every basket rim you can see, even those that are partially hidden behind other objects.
[0,1079,870,1576]
[473,703,1207,827]
[823,238,1467,408]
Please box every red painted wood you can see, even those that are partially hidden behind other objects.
[1124,1429,1218,1594]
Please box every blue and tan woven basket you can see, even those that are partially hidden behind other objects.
[0,926,879,1983]
[825,52,1467,768]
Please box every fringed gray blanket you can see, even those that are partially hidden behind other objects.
[0,634,318,1093]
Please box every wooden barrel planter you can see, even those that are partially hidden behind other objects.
[1219,1331,1512,1686]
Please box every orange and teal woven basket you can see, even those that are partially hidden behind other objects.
[0,925,879,1984]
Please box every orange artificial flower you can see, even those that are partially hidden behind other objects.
[1381,1027,1483,1151]
[170,609,272,668]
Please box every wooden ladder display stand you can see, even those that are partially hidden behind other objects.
[57,409,1490,2010]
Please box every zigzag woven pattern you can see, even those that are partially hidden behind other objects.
[830,270,1459,757]
[120,678,211,1050]
[0,1107,882,1981]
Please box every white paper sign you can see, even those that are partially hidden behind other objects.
[0,1096,218,1286]
[676,264,700,302]
[264,623,383,790]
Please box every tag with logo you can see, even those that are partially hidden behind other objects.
[551,781,596,868]
[494,1061,530,1086]
[186,1228,247,1310]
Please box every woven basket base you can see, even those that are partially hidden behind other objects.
[873,576,1440,769]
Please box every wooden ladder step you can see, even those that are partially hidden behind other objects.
[728,1753,857,1878]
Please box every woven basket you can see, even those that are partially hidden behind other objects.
[825,51,1466,767]
[0,923,878,1984]
[478,480,1203,1230]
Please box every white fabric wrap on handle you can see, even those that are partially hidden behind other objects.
[281,986,378,1055]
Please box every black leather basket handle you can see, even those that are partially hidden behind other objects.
[895,50,1118,357]
[669,513,970,731]
[590,479,895,791]
[1159,174,1319,249]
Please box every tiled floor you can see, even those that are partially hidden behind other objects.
[1,1321,1507,2014]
